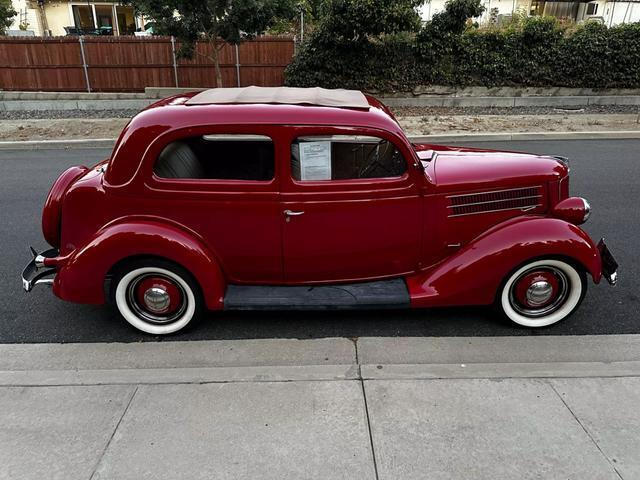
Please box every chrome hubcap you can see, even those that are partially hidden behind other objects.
[526,281,554,306]
[143,287,171,313]
[126,273,187,325]
[509,266,569,318]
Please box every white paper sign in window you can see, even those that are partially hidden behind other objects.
[299,141,332,181]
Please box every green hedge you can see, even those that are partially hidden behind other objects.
[285,19,640,90]
[284,35,428,91]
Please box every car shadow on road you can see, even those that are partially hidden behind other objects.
[180,307,530,341]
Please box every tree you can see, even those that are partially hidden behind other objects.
[416,0,485,61]
[129,0,296,87]
[313,0,423,43]
[0,0,17,35]
[267,0,324,38]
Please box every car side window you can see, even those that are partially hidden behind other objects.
[291,135,406,181]
[154,134,274,181]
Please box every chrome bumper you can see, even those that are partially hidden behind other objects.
[597,238,618,286]
[22,247,58,292]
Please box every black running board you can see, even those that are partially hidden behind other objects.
[224,278,410,310]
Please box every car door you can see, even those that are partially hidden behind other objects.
[143,126,283,283]
[280,126,423,283]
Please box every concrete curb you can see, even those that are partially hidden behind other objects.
[2,96,639,111]
[1,335,638,386]
[362,361,640,380]
[1,131,639,150]
[0,91,152,100]
[408,130,640,143]
[0,99,155,112]
[381,95,640,108]
[0,364,360,386]
[2,89,640,109]
[0,138,117,150]
[0,338,357,371]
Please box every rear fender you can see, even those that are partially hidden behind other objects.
[42,165,89,248]
[407,216,601,308]
[53,218,225,309]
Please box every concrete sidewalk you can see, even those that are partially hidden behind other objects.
[1,335,639,480]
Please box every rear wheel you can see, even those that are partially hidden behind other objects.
[497,259,587,328]
[112,259,203,334]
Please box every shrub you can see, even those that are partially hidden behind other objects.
[285,35,426,91]
[559,22,611,87]
[285,0,640,91]
[607,22,640,87]
[285,0,425,91]
[456,28,513,86]
[415,0,486,64]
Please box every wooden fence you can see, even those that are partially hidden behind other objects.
[0,36,295,92]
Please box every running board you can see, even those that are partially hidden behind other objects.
[224,279,410,310]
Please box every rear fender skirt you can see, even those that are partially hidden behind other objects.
[53,219,225,309]
[407,216,602,308]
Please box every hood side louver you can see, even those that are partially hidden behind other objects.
[447,186,542,217]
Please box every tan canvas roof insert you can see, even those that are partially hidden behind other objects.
[185,86,370,109]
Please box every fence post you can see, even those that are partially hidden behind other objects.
[171,36,179,88]
[235,44,241,87]
[78,36,91,93]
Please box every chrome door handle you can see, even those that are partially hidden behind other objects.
[284,209,304,222]
[284,210,305,216]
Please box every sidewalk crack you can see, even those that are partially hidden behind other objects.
[89,385,139,480]
[355,339,380,480]
[548,382,624,480]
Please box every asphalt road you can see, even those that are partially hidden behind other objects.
[0,139,638,343]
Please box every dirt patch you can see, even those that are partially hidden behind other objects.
[1,114,639,142]
[0,118,129,141]
[399,114,640,136]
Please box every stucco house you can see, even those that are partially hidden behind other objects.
[420,0,640,26]
[8,0,142,36]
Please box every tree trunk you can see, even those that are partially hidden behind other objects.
[210,37,223,88]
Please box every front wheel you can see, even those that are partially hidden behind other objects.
[497,259,587,328]
[112,259,203,334]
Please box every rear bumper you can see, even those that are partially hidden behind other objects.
[597,238,618,286]
[22,247,59,292]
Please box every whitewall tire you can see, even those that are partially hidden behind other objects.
[498,259,586,328]
[112,260,202,335]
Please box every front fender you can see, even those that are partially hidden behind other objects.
[53,218,225,309]
[407,216,602,308]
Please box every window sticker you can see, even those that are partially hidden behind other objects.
[299,141,332,180]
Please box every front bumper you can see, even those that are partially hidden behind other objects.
[597,238,618,286]
[22,247,59,292]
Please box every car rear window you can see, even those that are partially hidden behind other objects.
[154,134,274,181]
[291,135,406,181]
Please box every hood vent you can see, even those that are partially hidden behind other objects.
[447,186,542,217]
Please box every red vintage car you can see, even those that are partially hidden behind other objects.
[22,87,618,334]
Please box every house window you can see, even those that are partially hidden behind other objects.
[116,6,136,35]
[72,5,95,30]
[154,135,274,181]
[586,3,598,15]
[291,135,406,181]
[530,0,546,15]
[94,5,114,35]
